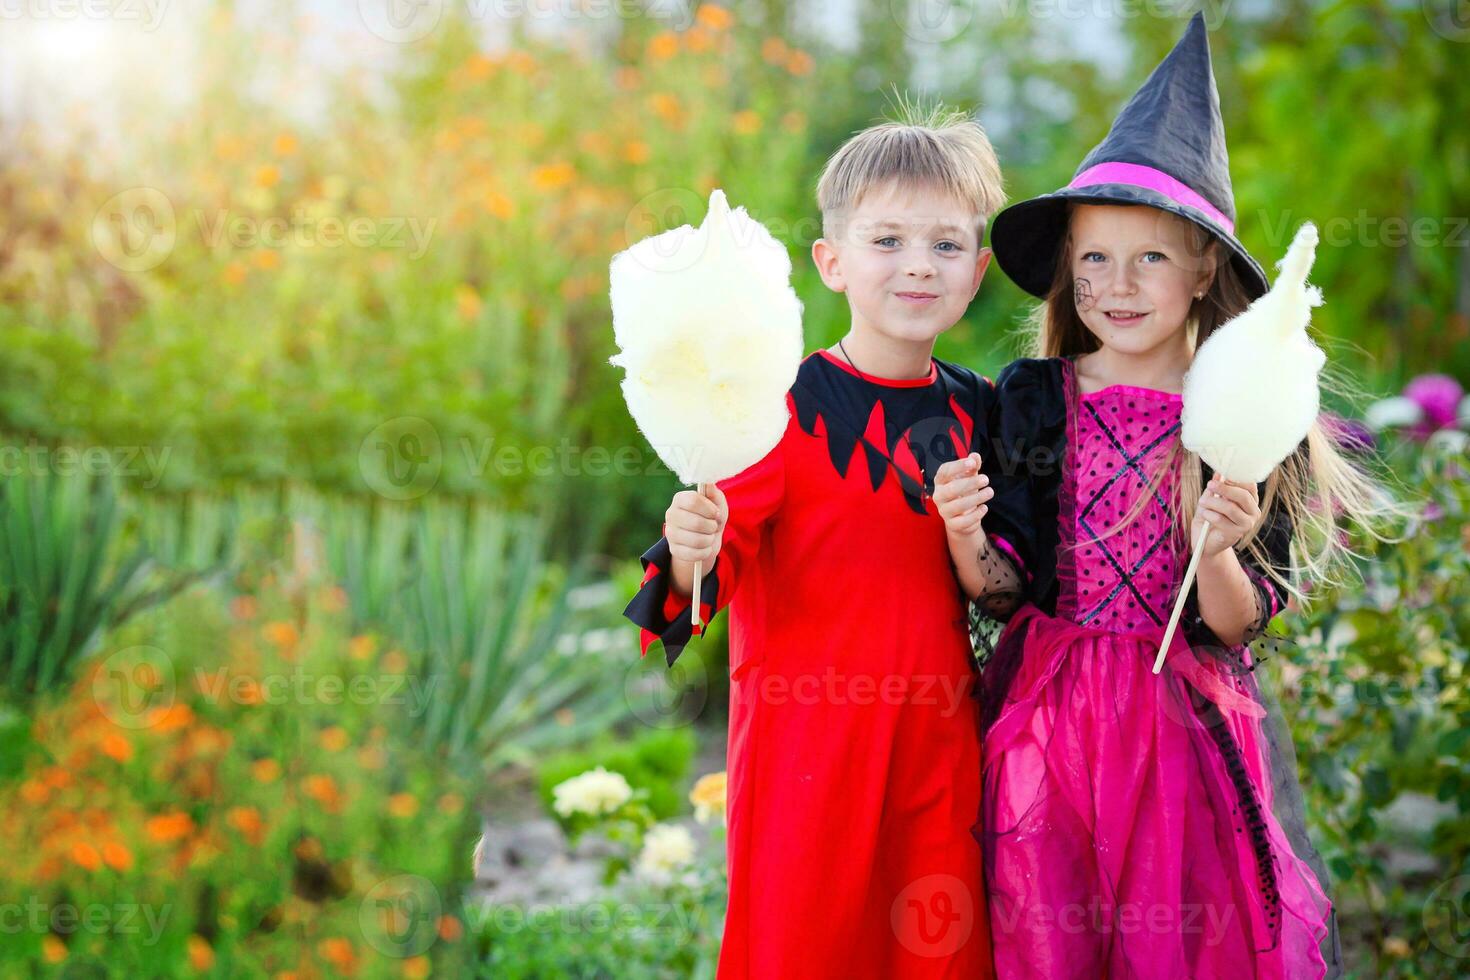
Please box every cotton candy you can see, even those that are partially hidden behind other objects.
[609,189,804,486]
[1181,222,1325,483]
[1156,222,1323,673]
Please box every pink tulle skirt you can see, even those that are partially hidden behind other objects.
[980,605,1332,979]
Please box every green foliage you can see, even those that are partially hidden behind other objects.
[0,471,211,701]
[1275,430,1470,975]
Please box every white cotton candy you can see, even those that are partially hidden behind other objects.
[1181,222,1325,484]
[608,189,804,486]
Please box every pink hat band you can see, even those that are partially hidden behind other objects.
[1069,161,1235,234]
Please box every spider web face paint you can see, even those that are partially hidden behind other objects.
[1073,277,1096,312]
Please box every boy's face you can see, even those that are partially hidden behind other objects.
[811,182,991,346]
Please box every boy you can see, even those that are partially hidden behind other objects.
[625,106,1004,979]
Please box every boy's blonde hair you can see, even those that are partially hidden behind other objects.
[815,100,1005,244]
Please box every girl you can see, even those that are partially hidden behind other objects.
[934,15,1383,978]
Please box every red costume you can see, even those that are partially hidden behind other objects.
[626,350,995,979]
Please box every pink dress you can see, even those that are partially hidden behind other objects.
[979,363,1335,978]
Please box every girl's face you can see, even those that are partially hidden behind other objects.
[1068,204,1215,357]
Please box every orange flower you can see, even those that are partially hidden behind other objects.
[70,841,103,872]
[42,767,72,790]
[303,774,343,812]
[505,50,536,75]
[42,935,67,964]
[456,285,483,321]
[318,937,358,973]
[648,93,683,126]
[696,4,734,30]
[235,676,263,705]
[19,779,48,805]
[348,635,376,661]
[102,841,134,872]
[252,758,281,783]
[382,650,409,673]
[464,53,495,80]
[221,261,248,287]
[357,745,387,771]
[99,731,133,762]
[761,37,788,64]
[437,792,464,815]
[146,811,195,843]
[482,190,514,220]
[231,594,259,620]
[402,956,431,979]
[215,135,244,161]
[147,703,195,733]
[319,726,350,752]
[253,249,282,271]
[254,164,281,189]
[273,133,299,157]
[531,162,575,191]
[685,27,712,54]
[437,915,463,942]
[263,621,299,648]
[647,31,678,60]
[622,140,650,164]
[227,806,264,844]
[188,934,215,970]
[614,67,640,90]
[733,110,761,135]
[786,50,814,76]
[387,793,419,818]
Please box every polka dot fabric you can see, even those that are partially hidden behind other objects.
[1070,385,1184,634]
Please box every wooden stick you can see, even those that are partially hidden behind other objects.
[691,482,709,631]
[1154,521,1212,674]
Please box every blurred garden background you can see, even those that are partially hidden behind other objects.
[0,0,1466,976]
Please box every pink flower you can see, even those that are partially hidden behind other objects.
[1403,374,1464,438]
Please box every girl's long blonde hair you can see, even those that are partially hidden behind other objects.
[1028,205,1399,599]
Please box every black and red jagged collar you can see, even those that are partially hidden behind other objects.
[790,352,991,515]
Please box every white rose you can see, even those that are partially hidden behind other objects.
[635,823,697,884]
[551,766,633,817]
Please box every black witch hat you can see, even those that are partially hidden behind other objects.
[990,12,1268,300]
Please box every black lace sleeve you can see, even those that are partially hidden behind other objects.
[1181,464,1295,652]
